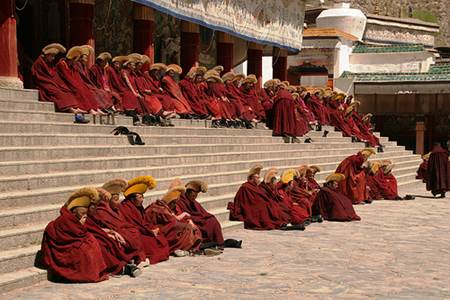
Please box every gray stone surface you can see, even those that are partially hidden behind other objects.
[2,184,449,300]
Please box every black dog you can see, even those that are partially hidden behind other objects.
[111,126,145,145]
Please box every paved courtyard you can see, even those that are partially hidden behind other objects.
[2,185,450,300]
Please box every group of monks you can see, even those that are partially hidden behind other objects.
[41,177,241,282]
[416,142,450,198]
[228,148,414,230]
[31,43,382,145]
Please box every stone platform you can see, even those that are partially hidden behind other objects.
[0,87,422,293]
[1,185,448,299]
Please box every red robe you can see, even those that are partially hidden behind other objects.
[89,201,147,263]
[305,95,329,125]
[272,90,301,137]
[228,181,285,230]
[134,71,164,115]
[416,160,428,183]
[31,56,80,111]
[179,78,208,115]
[177,194,224,245]
[119,199,170,264]
[207,82,236,119]
[315,186,361,221]
[89,63,123,110]
[240,86,266,120]
[56,59,99,111]
[106,66,140,111]
[376,172,400,200]
[161,75,192,114]
[426,145,450,193]
[336,153,368,204]
[276,183,310,225]
[41,208,109,282]
[226,82,255,121]
[145,200,202,252]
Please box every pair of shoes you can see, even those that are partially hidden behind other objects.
[204,248,223,257]
[364,199,373,204]
[291,137,301,143]
[322,130,329,138]
[282,136,290,143]
[74,114,89,124]
[439,193,446,198]
[123,264,142,278]
[304,138,313,143]
[137,258,150,268]
[403,195,415,200]
[223,239,242,248]
[280,224,305,231]
[311,215,323,223]
[173,249,190,257]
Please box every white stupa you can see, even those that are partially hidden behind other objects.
[316,0,367,40]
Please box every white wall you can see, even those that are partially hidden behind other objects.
[234,56,273,83]
[349,52,435,73]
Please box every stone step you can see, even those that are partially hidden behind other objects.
[0,88,39,101]
[0,141,401,162]
[0,99,54,112]
[0,245,41,275]
[0,149,416,193]
[0,223,45,252]
[0,266,47,294]
[0,147,410,176]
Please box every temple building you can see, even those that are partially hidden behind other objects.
[290,0,450,153]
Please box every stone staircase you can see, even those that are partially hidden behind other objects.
[0,87,422,293]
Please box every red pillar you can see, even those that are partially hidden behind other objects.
[180,21,200,76]
[133,4,155,65]
[69,0,95,64]
[0,0,22,88]
[247,42,263,79]
[216,32,234,74]
[272,47,288,81]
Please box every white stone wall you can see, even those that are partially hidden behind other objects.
[349,52,435,73]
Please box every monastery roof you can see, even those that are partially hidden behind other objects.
[353,43,426,54]
[429,63,450,74]
[341,71,450,83]
[303,28,358,42]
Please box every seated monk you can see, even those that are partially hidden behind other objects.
[31,43,84,114]
[85,188,143,277]
[224,73,256,127]
[40,187,109,282]
[315,173,361,222]
[145,180,202,255]
[228,165,286,230]
[92,179,150,267]
[179,67,209,117]
[89,52,122,112]
[416,153,430,183]
[239,74,266,121]
[336,148,376,205]
[276,169,310,229]
[177,180,241,248]
[366,162,383,200]
[120,176,170,264]
[161,64,194,117]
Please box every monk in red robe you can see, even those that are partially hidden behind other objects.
[258,168,290,225]
[179,67,209,117]
[228,165,286,230]
[272,87,302,143]
[177,180,225,245]
[239,75,266,121]
[89,52,123,111]
[336,148,375,204]
[145,182,202,254]
[316,173,361,221]
[161,64,193,117]
[31,43,83,113]
[305,91,329,125]
[426,142,450,198]
[120,176,170,264]
[205,72,236,127]
[416,153,430,183]
[41,187,109,282]
[107,56,141,118]
[225,73,256,125]
[56,46,102,114]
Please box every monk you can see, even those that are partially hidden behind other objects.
[315,173,361,221]
[92,179,149,267]
[145,181,202,254]
[228,165,286,230]
[85,188,142,277]
[56,46,102,114]
[89,52,122,111]
[161,64,193,117]
[225,73,256,127]
[31,43,84,113]
[416,153,430,183]
[239,74,266,121]
[179,67,209,117]
[272,86,302,143]
[120,176,170,264]
[427,142,450,198]
[177,180,225,246]
[336,148,375,204]
[259,167,290,225]
[41,187,109,282]
[205,72,236,127]
[106,56,141,122]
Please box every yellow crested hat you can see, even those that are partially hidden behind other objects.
[80,45,94,57]
[232,73,246,82]
[264,168,278,184]
[383,163,395,174]
[66,46,83,60]
[124,175,157,197]
[205,74,223,83]
[222,71,236,82]
[212,65,224,73]
[185,180,208,193]
[243,74,257,84]
[360,148,376,159]
[162,179,186,204]
[281,169,297,184]
[66,187,100,210]
[102,178,128,195]
[369,161,381,174]
[422,152,431,161]
[96,52,112,61]
[96,188,112,202]
[297,165,309,177]
[112,56,128,64]
[309,165,321,174]
[362,113,373,122]
[325,173,345,183]
[42,43,66,55]
[166,64,182,74]
[248,164,263,178]
[150,63,168,71]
